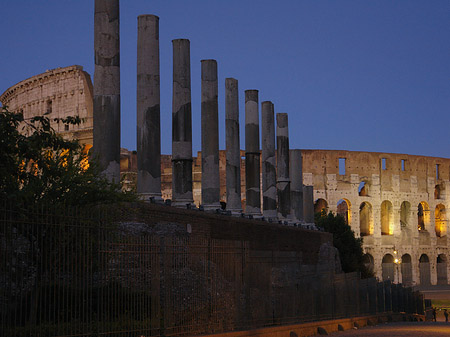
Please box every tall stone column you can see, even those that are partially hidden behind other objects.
[303,185,314,223]
[136,15,161,200]
[172,39,193,207]
[201,60,220,210]
[225,78,242,212]
[276,113,291,219]
[261,101,277,219]
[290,149,303,221]
[93,0,120,182]
[245,90,261,215]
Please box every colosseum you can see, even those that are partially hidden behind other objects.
[2,66,448,288]
[0,65,94,146]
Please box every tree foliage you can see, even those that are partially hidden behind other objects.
[315,211,373,278]
[0,106,135,206]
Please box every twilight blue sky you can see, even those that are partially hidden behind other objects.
[1,1,449,158]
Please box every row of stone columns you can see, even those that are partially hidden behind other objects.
[93,3,311,222]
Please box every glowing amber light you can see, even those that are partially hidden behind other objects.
[80,144,92,171]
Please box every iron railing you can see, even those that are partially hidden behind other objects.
[1,204,424,336]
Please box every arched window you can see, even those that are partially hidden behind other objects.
[314,198,328,215]
[401,254,412,286]
[381,200,393,235]
[359,181,369,196]
[337,199,351,225]
[435,185,441,199]
[418,202,430,231]
[363,254,374,274]
[359,202,373,236]
[400,201,410,229]
[46,99,52,114]
[382,254,394,281]
[435,204,446,237]
[419,254,431,285]
[437,254,448,285]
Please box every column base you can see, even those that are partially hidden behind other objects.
[139,193,163,203]
[201,203,221,212]
[171,199,196,209]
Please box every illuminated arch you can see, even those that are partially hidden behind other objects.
[314,198,328,215]
[381,200,393,235]
[337,199,351,225]
[418,201,430,231]
[400,201,411,229]
[435,204,446,237]
[359,202,373,236]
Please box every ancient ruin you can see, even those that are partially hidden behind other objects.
[171,39,194,207]
[303,150,450,287]
[261,101,277,219]
[3,64,449,286]
[244,90,261,215]
[225,78,242,212]
[136,14,162,200]
[200,60,220,210]
[1,3,448,289]
[93,0,121,182]
[0,65,93,147]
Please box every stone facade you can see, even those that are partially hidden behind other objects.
[302,149,450,287]
[0,65,94,146]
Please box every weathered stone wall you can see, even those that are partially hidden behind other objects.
[301,149,450,287]
[0,65,94,145]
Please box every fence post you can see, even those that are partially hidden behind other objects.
[159,236,166,336]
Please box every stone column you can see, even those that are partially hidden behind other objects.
[137,15,161,200]
[303,185,314,223]
[93,0,120,182]
[245,90,261,215]
[225,78,242,212]
[201,60,220,210]
[261,101,277,219]
[276,113,291,219]
[290,149,303,221]
[172,39,194,207]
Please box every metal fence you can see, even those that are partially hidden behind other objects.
[1,204,424,336]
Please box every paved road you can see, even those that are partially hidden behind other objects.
[328,321,450,336]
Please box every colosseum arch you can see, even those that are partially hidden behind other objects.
[435,184,442,199]
[363,253,374,274]
[401,254,412,286]
[314,198,328,215]
[400,201,411,230]
[358,181,369,197]
[337,199,351,225]
[359,202,373,237]
[435,204,447,237]
[419,254,431,285]
[381,200,393,235]
[418,201,430,231]
[382,254,394,281]
[437,254,448,285]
